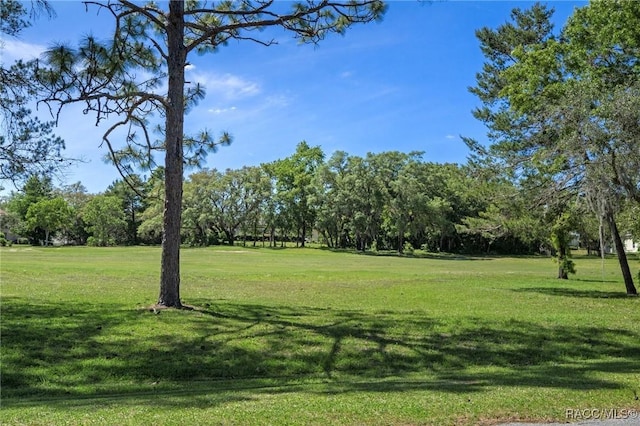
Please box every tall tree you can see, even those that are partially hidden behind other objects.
[55,181,91,245]
[183,167,271,246]
[137,169,165,245]
[82,195,127,246]
[470,2,639,294]
[105,176,147,245]
[314,151,352,248]
[268,141,325,247]
[39,1,386,307]
[0,0,72,186]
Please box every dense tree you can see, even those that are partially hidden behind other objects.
[25,196,73,245]
[5,175,54,244]
[456,176,545,255]
[469,2,639,293]
[39,0,386,308]
[344,154,386,251]
[315,152,479,253]
[82,195,127,246]
[549,210,578,280]
[372,151,421,252]
[105,176,147,245]
[183,167,272,246]
[267,142,325,247]
[54,181,91,244]
[136,168,165,244]
[314,151,353,248]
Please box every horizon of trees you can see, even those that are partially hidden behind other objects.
[2,142,637,258]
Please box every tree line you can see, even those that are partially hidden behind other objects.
[2,141,637,258]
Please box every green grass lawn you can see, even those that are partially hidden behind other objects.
[1,246,639,425]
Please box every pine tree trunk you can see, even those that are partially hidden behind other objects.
[606,209,637,295]
[158,0,185,308]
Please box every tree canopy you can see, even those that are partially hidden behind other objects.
[468,0,639,294]
[0,0,72,186]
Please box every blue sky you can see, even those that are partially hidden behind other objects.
[2,0,586,194]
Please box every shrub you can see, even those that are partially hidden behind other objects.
[403,241,414,255]
[87,236,115,247]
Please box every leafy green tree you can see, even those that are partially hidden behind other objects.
[182,171,217,247]
[5,175,53,243]
[237,166,272,246]
[376,152,422,253]
[105,176,147,245]
[82,195,127,246]
[259,172,281,248]
[25,197,73,245]
[470,2,639,293]
[183,166,272,246]
[137,168,165,245]
[39,0,385,308]
[618,200,640,244]
[55,181,91,245]
[268,142,325,247]
[314,151,353,248]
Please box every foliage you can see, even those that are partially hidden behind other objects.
[549,211,577,279]
[4,175,53,244]
[0,235,11,246]
[469,1,639,292]
[81,195,127,246]
[136,168,165,244]
[25,196,73,245]
[105,176,147,245]
[53,182,91,245]
[267,141,325,247]
[183,166,272,246]
[0,1,72,186]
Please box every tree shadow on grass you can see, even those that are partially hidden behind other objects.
[2,297,639,408]
[316,246,496,261]
[513,287,633,299]
[573,278,619,284]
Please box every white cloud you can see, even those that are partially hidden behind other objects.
[208,106,237,114]
[186,69,261,101]
[0,39,47,62]
[445,134,456,140]
[340,71,354,78]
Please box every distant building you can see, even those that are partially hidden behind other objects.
[603,234,638,254]
[623,235,638,253]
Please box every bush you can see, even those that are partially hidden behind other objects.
[402,241,414,255]
[0,236,11,247]
[87,236,116,247]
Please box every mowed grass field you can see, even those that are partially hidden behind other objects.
[1,246,639,425]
